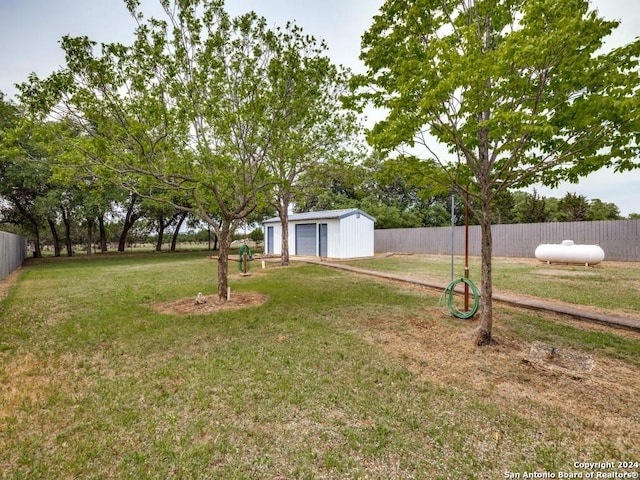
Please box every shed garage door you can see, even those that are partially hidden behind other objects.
[295,223,316,256]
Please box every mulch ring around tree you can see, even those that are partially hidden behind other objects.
[150,291,269,316]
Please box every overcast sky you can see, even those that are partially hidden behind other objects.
[1,0,638,216]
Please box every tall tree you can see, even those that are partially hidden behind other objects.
[115,193,144,252]
[0,107,59,258]
[558,192,589,222]
[586,198,621,221]
[265,23,361,265]
[20,1,296,300]
[351,0,640,345]
[512,190,548,224]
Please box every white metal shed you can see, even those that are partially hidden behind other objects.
[263,208,376,259]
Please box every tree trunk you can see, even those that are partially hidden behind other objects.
[212,220,222,251]
[31,223,42,259]
[118,195,140,252]
[118,220,135,251]
[278,196,290,266]
[475,197,494,346]
[155,217,166,252]
[98,216,108,253]
[216,222,233,302]
[86,220,94,256]
[279,211,290,266]
[62,210,73,257]
[170,211,188,252]
[475,57,493,346]
[47,218,61,257]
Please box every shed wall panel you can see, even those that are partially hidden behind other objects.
[263,224,283,255]
[325,219,341,258]
[319,223,328,257]
[339,214,374,258]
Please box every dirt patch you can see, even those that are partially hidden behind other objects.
[0,268,23,301]
[360,310,640,452]
[533,268,599,277]
[522,341,594,378]
[150,291,269,315]
[0,352,49,422]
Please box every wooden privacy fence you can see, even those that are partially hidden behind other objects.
[0,231,27,280]
[374,220,640,261]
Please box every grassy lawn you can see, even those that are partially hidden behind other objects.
[346,254,640,317]
[1,252,640,479]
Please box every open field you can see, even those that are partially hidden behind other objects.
[1,252,640,479]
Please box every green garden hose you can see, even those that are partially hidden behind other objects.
[439,278,480,319]
[238,244,252,273]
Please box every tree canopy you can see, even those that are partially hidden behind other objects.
[351,0,640,344]
[258,23,360,265]
[18,0,354,300]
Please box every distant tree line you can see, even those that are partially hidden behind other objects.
[1,90,632,256]
[5,0,362,301]
[0,91,220,256]
[293,155,630,229]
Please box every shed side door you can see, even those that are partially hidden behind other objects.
[319,223,328,257]
[295,223,317,256]
[266,226,274,254]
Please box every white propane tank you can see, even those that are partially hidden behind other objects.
[534,240,605,266]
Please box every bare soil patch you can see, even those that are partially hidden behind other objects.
[533,268,599,277]
[0,352,45,422]
[522,341,594,378]
[0,268,23,301]
[360,310,640,453]
[150,291,269,315]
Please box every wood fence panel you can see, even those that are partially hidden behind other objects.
[374,220,640,261]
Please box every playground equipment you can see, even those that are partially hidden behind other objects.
[535,240,605,266]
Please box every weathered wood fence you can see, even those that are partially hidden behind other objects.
[374,220,640,261]
[0,231,27,280]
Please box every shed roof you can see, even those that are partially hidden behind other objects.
[263,208,375,224]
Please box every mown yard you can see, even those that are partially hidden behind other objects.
[1,252,639,479]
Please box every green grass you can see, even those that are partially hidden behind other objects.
[347,254,640,315]
[1,252,639,479]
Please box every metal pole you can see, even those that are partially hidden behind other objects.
[243,220,248,274]
[464,189,470,312]
[450,193,455,283]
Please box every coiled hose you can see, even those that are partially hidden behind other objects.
[439,278,480,319]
